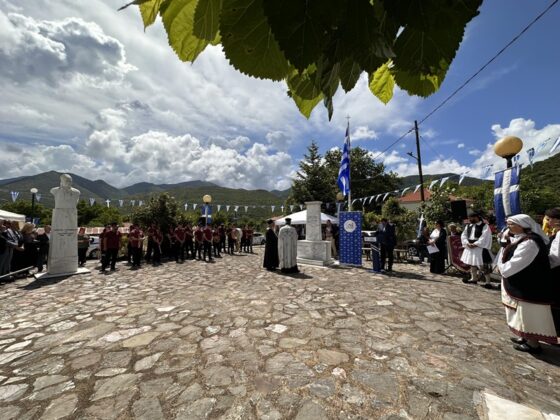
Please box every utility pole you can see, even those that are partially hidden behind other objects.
[414,120,425,203]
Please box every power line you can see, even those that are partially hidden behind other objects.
[369,127,414,161]
[418,0,559,126]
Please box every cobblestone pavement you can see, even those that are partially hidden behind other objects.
[1,249,559,419]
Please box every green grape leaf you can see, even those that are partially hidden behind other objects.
[339,58,362,93]
[368,61,394,104]
[139,0,164,28]
[220,0,291,81]
[262,0,342,72]
[193,0,222,41]
[392,68,445,97]
[287,66,321,100]
[385,0,482,74]
[288,90,323,119]
[161,0,211,62]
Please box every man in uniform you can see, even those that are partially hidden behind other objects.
[203,222,213,262]
[460,210,493,287]
[185,223,194,259]
[278,218,299,273]
[128,224,144,269]
[194,222,204,260]
[174,223,186,263]
[102,222,121,272]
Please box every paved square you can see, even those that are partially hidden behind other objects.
[1,252,559,419]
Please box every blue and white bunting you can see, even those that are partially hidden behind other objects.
[550,136,560,155]
[184,203,188,211]
[119,199,124,207]
[535,138,550,154]
[226,205,230,212]
[36,194,41,202]
[244,206,248,213]
[382,192,390,201]
[401,187,410,197]
[413,184,421,194]
[10,191,19,202]
[131,200,136,206]
[527,148,535,169]
[458,171,469,185]
[428,179,439,190]
[271,205,275,213]
[217,204,221,212]
[192,203,197,210]
[89,197,95,206]
[439,177,450,188]
[290,205,294,212]
[105,199,111,208]
[482,164,494,179]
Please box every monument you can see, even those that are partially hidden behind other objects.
[35,174,90,279]
[297,201,334,266]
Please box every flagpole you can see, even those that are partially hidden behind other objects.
[346,115,352,211]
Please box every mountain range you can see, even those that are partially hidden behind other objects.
[1,152,558,208]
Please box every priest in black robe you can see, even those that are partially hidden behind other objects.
[263,219,279,271]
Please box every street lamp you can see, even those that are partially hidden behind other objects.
[493,136,523,168]
[202,194,212,225]
[30,187,38,222]
[336,192,344,220]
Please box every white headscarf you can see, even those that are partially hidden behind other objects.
[507,214,549,244]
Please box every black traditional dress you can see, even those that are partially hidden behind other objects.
[263,228,279,270]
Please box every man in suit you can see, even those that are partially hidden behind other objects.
[377,218,397,272]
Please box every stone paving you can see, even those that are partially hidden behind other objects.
[0,249,559,419]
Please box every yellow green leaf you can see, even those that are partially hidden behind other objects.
[368,61,394,104]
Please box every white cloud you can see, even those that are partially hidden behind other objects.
[468,149,482,156]
[469,118,560,177]
[351,126,378,141]
[457,143,465,149]
[0,11,135,86]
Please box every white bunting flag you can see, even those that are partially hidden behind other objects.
[550,136,560,155]
[352,199,359,205]
[290,205,294,212]
[482,164,493,179]
[401,187,410,197]
[105,199,111,208]
[234,205,239,212]
[10,191,19,202]
[271,205,275,213]
[89,197,95,206]
[36,194,42,202]
[382,192,390,201]
[458,171,469,185]
[512,155,521,176]
[119,199,124,207]
[217,204,221,212]
[368,196,374,204]
[439,177,450,188]
[226,205,230,212]
[280,205,284,212]
[184,203,188,211]
[413,184,421,194]
[131,200,136,206]
[138,200,144,206]
[193,203,197,210]
[299,204,304,210]
[428,179,438,190]
[376,194,382,202]
[527,148,535,169]
[244,206,248,213]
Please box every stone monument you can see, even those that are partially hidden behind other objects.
[35,174,90,279]
[296,201,334,266]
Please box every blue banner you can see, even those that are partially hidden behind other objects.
[494,167,521,230]
[202,204,212,223]
[339,211,362,266]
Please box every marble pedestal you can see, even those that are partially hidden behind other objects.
[296,201,334,267]
[297,240,334,266]
[34,266,90,280]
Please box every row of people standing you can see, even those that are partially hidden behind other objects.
[0,221,50,277]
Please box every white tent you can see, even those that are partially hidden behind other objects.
[275,210,338,226]
[0,209,26,223]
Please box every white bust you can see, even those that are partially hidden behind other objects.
[51,174,80,209]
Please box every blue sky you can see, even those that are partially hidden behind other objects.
[0,0,559,191]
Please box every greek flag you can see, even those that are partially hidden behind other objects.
[494,167,521,230]
[337,123,351,196]
[550,136,560,155]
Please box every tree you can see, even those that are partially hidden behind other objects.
[0,201,52,225]
[122,0,482,119]
[324,147,399,210]
[290,141,332,205]
[131,193,179,231]
[422,185,453,224]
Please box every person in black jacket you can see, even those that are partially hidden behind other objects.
[497,214,558,354]
[263,219,279,271]
[428,220,447,274]
[377,218,397,272]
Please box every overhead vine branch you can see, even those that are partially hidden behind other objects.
[120,0,482,119]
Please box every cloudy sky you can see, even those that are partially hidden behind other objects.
[1,0,559,192]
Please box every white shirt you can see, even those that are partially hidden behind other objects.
[550,234,560,269]
[497,234,539,277]
[461,222,492,249]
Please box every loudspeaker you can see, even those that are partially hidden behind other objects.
[451,200,467,221]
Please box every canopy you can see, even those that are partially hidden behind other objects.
[275,210,338,226]
[0,209,26,222]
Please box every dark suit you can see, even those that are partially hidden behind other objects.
[377,222,397,271]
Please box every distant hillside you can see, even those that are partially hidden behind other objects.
[521,151,560,192]
[399,172,486,188]
[123,180,218,195]
[270,188,291,199]
[0,171,127,208]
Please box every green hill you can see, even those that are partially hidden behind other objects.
[521,151,560,192]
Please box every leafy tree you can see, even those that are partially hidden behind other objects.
[324,147,399,210]
[422,185,453,224]
[290,141,332,205]
[0,201,52,225]
[131,193,179,231]
[381,197,405,220]
[122,0,482,118]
